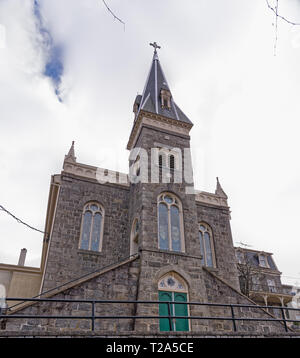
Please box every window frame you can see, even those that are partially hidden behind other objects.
[267,278,277,293]
[157,192,185,253]
[198,223,216,268]
[157,148,179,171]
[79,202,105,252]
[258,254,269,268]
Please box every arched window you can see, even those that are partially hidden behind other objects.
[130,218,139,255]
[199,223,215,267]
[79,202,104,252]
[158,193,184,252]
[158,272,189,331]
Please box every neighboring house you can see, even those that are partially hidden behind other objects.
[235,247,294,319]
[0,46,296,336]
[287,286,300,329]
[0,249,41,307]
[0,179,60,305]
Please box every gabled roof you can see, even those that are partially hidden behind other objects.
[136,52,193,125]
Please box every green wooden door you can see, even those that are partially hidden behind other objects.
[174,292,189,331]
[159,291,189,331]
[159,291,173,331]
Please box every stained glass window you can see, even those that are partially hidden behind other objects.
[158,193,184,252]
[199,223,215,267]
[81,211,92,250]
[159,203,169,250]
[171,206,181,252]
[79,202,104,252]
[199,231,205,265]
[158,273,187,292]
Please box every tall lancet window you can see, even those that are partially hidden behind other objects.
[199,223,216,267]
[158,193,184,252]
[79,202,104,252]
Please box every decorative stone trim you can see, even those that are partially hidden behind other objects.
[127,110,192,150]
[195,190,228,207]
[63,160,129,187]
[140,248,203,260]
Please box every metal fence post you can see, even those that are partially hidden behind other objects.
[91,301,95,331]
[230,305,237,332]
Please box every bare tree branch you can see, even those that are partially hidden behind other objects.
[274,0,279,56]
[266,0,300,26]
[102,0,125,31]
[266,0,300,56]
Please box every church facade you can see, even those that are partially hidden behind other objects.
[1,46,292,335]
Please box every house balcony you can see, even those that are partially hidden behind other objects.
[249,284,294,306]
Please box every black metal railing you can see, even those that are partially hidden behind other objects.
[1,297,300,333]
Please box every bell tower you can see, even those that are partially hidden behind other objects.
[127,43,209,331]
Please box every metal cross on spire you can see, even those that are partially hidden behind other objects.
[150,41,161,54]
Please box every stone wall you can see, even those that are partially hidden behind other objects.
[196,202,240,290]
[42,173,131,292]
[3,260,139,333]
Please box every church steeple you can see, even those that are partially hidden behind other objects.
[128,43,193,150]
[134,43,192,124]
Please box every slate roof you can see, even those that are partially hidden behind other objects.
[136,52,193,125]
[245,251,277,270]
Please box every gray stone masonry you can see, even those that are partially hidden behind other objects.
[42,173,131,292]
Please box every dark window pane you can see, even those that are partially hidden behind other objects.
[80,211,92,250]
[159,203,169,250]
[91,213,102,251]
[204,232,213,267]
[199,231,205,265]
[171,205,181,252]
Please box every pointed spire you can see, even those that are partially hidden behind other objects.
[64,141,76,163]
[215,177,228,199]
[134,43,192,125]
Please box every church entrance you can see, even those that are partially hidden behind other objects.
[157,272,189,331]
[159,290,189,331]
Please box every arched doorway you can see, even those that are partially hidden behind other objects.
[158,272,189,331]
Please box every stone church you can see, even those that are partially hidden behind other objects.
[1,44,293,336]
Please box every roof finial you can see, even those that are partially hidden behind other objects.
[215,177,228,199]
[150,41,161,54]
[64,141,76,163]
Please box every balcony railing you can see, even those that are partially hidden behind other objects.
[251,284,293,295]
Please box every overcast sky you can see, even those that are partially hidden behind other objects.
[0,0,299,286]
